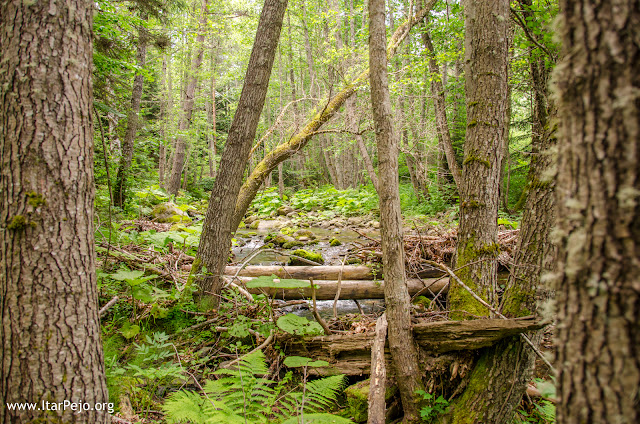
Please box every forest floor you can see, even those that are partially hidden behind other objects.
[96,185,554,424]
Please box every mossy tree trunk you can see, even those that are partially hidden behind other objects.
[369,0,424,420]
[441,3,559,422]
[441,0,510,422]
[448,0,508,317]
[553,1,640,422]
[0,0,109,421]
[193,0,288,309]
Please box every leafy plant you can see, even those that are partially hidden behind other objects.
[163,350,350,423]
[277,314,325,336]
[416,390,449,423]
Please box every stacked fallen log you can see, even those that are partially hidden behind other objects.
[226,276,449,300]
[224,265,377,280]
[280,317,542,376]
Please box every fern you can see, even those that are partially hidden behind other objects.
[162,350,352,423]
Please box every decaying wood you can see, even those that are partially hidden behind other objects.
[223,265,376,280]
[368,314,388,424]
[229,277,448,300]
[281,317,543,376]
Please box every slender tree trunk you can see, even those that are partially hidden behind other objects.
[357,135,379,191]
[208,37,218,178]
[0,1,109,422]
[167,0,209,195]
[159,54,169,188]
[369,0,423,420]
[192,0,288,309]
[114,13,148,207]
[449,0,508,316]
[422,25,461,191]
[553,1,640,422]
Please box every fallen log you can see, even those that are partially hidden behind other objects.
[281,317,543,376]
[227,277,448,300]
[224,265,378,280]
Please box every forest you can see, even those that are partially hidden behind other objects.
[0,0,638,423]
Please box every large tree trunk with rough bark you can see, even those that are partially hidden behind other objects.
[192,0,288,309]
[449,0,508,316]
[166,0,209,195]
[441,1,509,422]
[0,1,109,422]
[369,0,423,421]
[114,13,148,208]
[553,1,640,422]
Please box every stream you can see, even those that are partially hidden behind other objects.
[232,221,384,319]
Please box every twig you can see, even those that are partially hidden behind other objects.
[99,296,119,317]
[333,255,349,319]
[310,278,332,335]
[170,343,217,411]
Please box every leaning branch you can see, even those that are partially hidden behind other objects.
[232,0,439,228]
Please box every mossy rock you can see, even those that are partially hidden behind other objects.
[152,202,191,223]
[294,229,315,240]
[273,234,295,246]
[329,237,342,246]
[282,240,304,249]
[249,220,260,229]
[277,205,294,216]
[289,249,324,265]
[169,223,188,232]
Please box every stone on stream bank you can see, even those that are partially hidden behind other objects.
[288,249,324,265]
[151,202,192,223]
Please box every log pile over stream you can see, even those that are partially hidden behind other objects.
[280,317,543,376]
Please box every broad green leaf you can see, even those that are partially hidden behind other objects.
[120,322,140,339]
[110,269,145,281]
[131,284,154,303]
[277,314,324,336]
[283,356,330,368]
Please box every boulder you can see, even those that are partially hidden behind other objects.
[289,249,324,265]
[277,205,294,216]
[152,202,192,223]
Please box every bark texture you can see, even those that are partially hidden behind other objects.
[114,14,148,208]
[0,0,109,422]
[553,1,640,422]
[369,0,423,420]
[450,0,509,316]
[193,0,288,309]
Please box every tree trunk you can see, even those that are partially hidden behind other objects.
[192,0,288,309]
[449,0,508,316]
[422,25,461,191]
[357,135,379,191]
[553,1,640,422]
[368,0,423,421]
[232,1,438,231]
[208,37,218,178]
[114,13,148,208]
[167,0,209,195]
[0,1,109,422]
